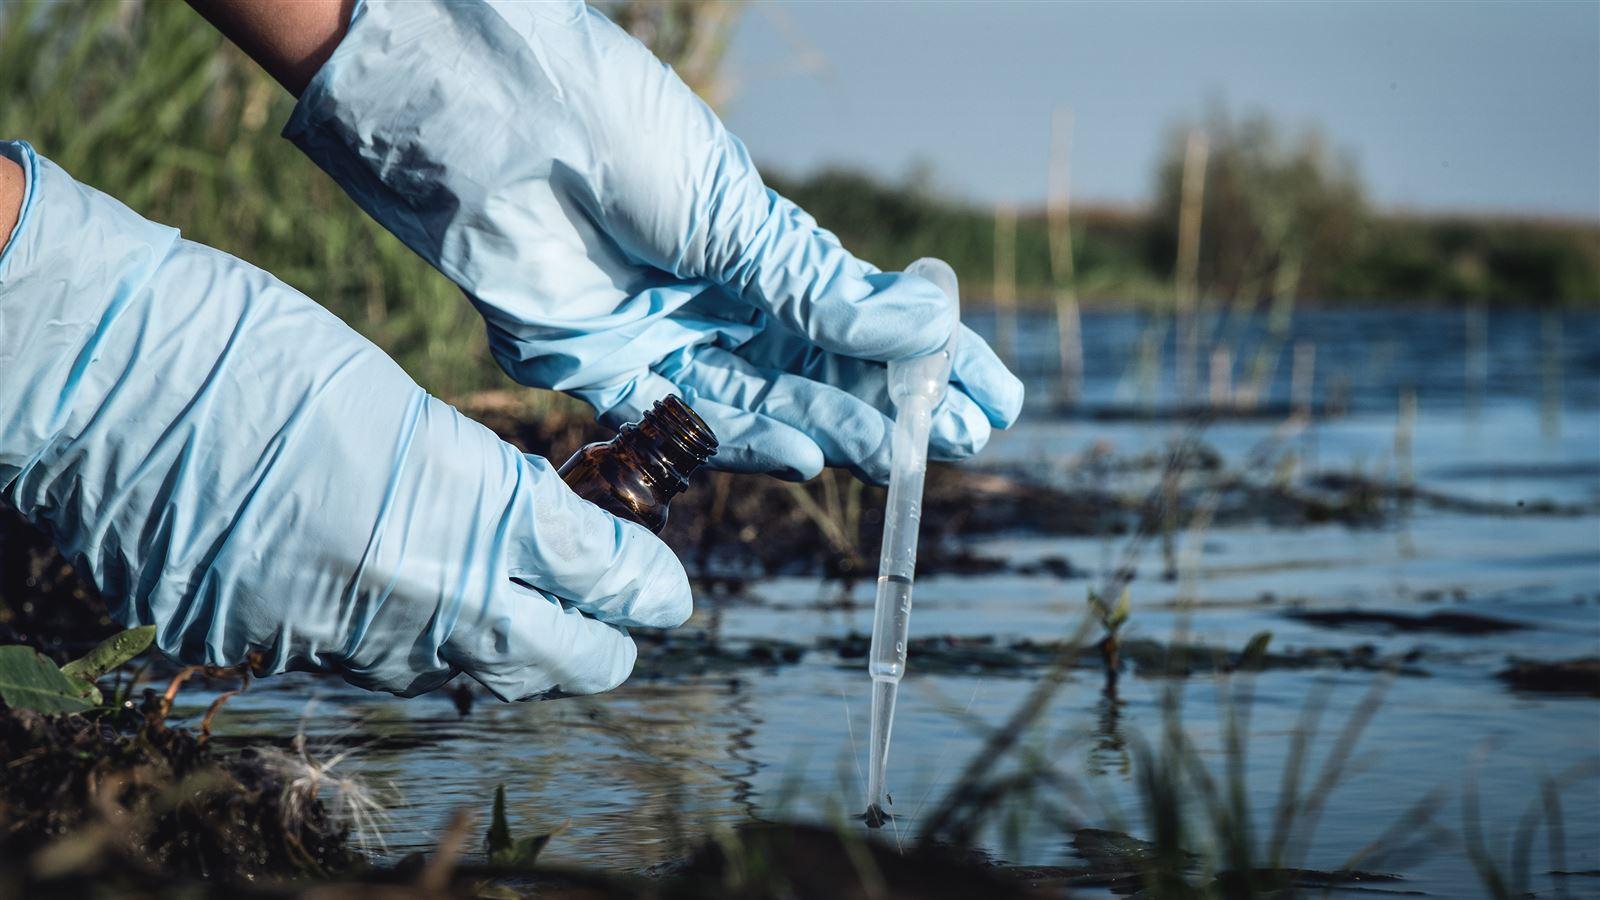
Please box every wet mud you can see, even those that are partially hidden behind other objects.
[819,632,1431,679]
[462,395,1586,584]
[1286,608,1528,635]
[1496,657,1600,698]
[0,701,353,892]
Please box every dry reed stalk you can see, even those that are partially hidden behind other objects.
[1465,300,1489,419]
[1290,340,1316,420]
[1174,131,1209,406]
[993,201,1020,367]
[1541,311,1563,440]
[1209,345,1233,409]
[1047,106,1083,408]
[1396,388,1416,491]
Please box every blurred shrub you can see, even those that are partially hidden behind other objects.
[1145,104,1599,306]
[770,126,1596,306]
[1331,214,1600,303]
[766,168,1170,304]
[1148,105,1368,304]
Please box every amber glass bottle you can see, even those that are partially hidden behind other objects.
[558,396,717,533]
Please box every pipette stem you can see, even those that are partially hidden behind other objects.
[865,676,899,816]
[862,257,959,827]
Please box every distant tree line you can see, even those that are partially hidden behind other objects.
[766,108,1599,308]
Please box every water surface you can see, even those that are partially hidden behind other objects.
[188,308,1600,897]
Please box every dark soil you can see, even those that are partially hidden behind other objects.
[465,395,1541,583]
[818,632,1430,679]
[1309,472,1598,518]
[1008,828,1410,896]
[1497,657,1600,697]
[0,506,119,658]
[0,700,354,891]
[1287,608,1529,635]
[670,822,1030,898]
[633,629,808,679]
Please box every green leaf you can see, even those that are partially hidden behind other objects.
[65,679,102,707]
[1240,631,1274,670]
[486,784,512,860]
[1107,588,1133,631]
[60,625,156,685]
[0,646,96,714]
[492,833,554,868]
[484,784,555,868]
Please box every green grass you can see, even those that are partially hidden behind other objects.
[0,0,509,400]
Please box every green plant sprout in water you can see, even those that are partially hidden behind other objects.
[1088,586,1131,682]
[485,784,560,868]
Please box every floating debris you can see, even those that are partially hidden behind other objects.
[1288,608,1528,635]
[633,630,806,679]
[1497,657,1600,698]
[819,632,1431,678]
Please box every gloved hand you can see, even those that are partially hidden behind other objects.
[284,0,1023,483]
[0,141,691,700]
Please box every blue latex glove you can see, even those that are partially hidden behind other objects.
[0,141,691,700]
[284,0,1023,483]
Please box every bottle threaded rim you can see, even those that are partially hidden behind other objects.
[616,395,717,498]
[644,395,717,463]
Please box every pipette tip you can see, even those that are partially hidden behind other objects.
[861,803,891,829]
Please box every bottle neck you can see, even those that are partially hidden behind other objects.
[615,396,717,498]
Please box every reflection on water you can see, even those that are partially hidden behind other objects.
[1087,680,1130,779]
[184,309,1600,897]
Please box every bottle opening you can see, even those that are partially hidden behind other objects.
[621,396,718,496]
[647,395,718,461]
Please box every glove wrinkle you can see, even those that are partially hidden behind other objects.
[3,140,683,700]
[335,387,430,670]
[285,0,1021,481]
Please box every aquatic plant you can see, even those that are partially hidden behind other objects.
[0,625,154,712]
[485,784,558,868]
[1086,585,1131,680]
[1459,758,1600,900]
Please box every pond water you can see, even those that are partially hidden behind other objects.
[184,308,1600,897]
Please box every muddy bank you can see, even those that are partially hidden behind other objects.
[817,632,1430,679]
[1007,827,1408,895]
[1497,657,1600,698]
[0,700,353,892]
[5,398,1583,644]
[460,393,1566,583]
[1287,608,1528,635]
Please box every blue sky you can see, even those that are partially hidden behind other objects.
[721,0,1600,219]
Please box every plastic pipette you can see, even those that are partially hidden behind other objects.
[864,257,959,827]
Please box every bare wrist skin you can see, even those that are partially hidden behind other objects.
[0,154,23,256]
[185,0,355,97]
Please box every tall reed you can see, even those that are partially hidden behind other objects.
[992,201,1020,367]
[1174,131,1210,407]
[1047,106,1084,408]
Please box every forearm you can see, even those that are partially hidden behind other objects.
[185,0,355,96]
